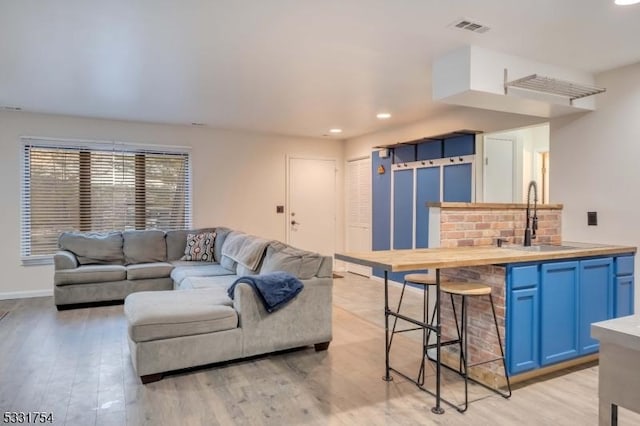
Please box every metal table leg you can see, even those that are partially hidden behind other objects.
[431,268,444,414]
[383,270,393,382]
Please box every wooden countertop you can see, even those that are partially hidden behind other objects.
[427,202,563,210]
[335,243,636,272]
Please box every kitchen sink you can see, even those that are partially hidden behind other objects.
[505,244,577,252]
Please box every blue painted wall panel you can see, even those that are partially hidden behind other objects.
[372,151,391,279]
[393,169,414,249]
[443,163,472,202]
[443,134,475,157]
[415,167,440,248]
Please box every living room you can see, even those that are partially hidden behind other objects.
[2,1,640,425]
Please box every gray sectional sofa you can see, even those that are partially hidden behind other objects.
[53,227,333,383]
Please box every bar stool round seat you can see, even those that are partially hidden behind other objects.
[440,282,491,296]
[404,273,438,285]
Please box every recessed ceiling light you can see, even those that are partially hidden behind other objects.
[329,128,342,134]
[615,0,640,4]
[376,112,392,119]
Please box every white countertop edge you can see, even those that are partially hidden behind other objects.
[591,315,640,352]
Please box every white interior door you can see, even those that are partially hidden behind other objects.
[484,137,516,203]
[287,157,336,257]
[346,157,371,277]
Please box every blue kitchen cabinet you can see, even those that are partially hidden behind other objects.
[506,265,540,374]
[615,255,634,317]
[540,261,579,366]
[578,258,613,355]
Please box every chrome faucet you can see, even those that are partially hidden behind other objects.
[524,181,538,246]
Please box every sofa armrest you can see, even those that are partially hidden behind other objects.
[54,250,79,270]
[232,277,333,357]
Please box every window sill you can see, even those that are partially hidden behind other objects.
[21,255,54,266]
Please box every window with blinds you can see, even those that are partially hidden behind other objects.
[21,138,192,262]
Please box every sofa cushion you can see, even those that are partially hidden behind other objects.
[260,242,324,279]
[58,232,124,265]
[126,262,174,280]
[178,275,238,291]
[213,227,232,262]
[170,262,235,284]
[55,265,126,286]
[182,232,216,262]
[221,231,270,271]
[123,230,167,265]
[165,228,216,261]
[125,290,237,342]
[219,255,237,273]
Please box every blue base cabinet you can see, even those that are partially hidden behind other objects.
[578,258,613,355]
[506,255,634,376]
[506,265,539,374]
[540,261,579,366]
[615,255,635,317]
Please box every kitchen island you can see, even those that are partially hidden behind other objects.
[336,242,636,396]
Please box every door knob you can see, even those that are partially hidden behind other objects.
[291,220,300,225]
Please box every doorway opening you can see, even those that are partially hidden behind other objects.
[481,123,550,203]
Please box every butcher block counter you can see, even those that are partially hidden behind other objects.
[336,242,636,384]
[335,242,636,272]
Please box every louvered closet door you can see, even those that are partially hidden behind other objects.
[346,158,372,276]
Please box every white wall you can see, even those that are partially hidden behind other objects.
[551,61,640,309]
[0,110,344,298]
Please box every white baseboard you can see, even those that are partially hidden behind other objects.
[0,289,53,300]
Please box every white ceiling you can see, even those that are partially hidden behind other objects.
[1,0,640,139]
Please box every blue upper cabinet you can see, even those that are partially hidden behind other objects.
[578,258,613,355]
[540,261,579,366]
[393,169,414,249]
[393,145,416,164]
[415,166,440,249]
[443,134,475,157]
[416,140,442,161]
[443,163,472,202]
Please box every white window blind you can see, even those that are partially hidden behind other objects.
[21,138,192,261]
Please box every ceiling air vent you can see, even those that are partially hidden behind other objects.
[449,18,490,34]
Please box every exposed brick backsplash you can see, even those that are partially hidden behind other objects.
[431,205,562,384]
[439,208,562,248]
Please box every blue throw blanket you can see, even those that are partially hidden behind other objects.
[228,272,304,313]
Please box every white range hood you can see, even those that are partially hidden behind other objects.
[432,46,605,118]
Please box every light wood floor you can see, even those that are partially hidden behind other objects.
[1,273,639,425]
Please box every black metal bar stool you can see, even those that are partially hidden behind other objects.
[439,281,512,412]
[389,273,438,385]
